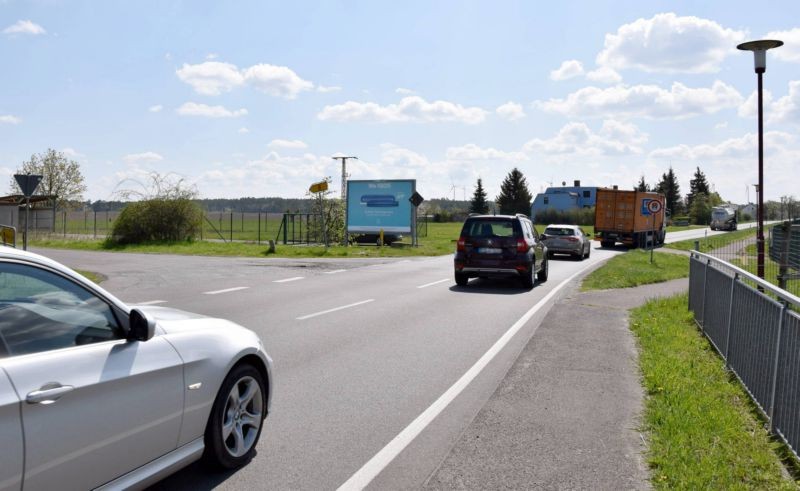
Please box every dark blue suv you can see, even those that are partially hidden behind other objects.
[454,214,548,288]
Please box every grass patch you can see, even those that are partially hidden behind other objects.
[31,222,465,258]
[581,249,689,291]
[631,294,796,489]
[666,228,756,252]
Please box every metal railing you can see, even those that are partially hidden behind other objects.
[689,250,800,457]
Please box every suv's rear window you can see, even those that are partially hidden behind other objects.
[544,227,576,236]
[462,219,518,238]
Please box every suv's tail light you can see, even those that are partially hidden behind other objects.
[457,237,466,252]
[516,238,528,252]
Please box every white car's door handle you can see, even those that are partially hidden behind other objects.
[26,384,75,404]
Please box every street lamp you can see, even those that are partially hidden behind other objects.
[737,39,783,280]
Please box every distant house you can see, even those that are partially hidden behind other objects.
[530,180,598,220]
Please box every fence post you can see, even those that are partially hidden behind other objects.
[724,273,738,367]
[778,220,791,291]
[200,211,204,241]
[94,211,97,238]
[283,215,288,244]
[768,302,788,431]
[63,211,66,237]
[230,212,233,242]
[258,212,261,245]
[700,259,710,330]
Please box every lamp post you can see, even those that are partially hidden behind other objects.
[737,39,783,280]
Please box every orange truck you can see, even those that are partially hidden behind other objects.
[594,188,667,248]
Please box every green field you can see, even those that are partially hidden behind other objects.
[582,249,689,290]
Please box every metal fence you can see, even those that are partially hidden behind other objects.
[693,221,799,297]
[689,250,800,458]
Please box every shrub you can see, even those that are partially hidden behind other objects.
[108,198,202,244]
[533,207,595,226]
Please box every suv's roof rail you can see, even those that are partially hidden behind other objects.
[515,213,529,219]
[468,213,481,217]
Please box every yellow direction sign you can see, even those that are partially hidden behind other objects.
[309,181,329,194]
[1,226,15,247]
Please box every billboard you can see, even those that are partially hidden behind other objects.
[347,180,415,233]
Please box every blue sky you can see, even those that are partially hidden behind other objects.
[1,1,799,204]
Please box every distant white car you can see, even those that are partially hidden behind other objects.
[541,224,592,260]
[0,247,272,490]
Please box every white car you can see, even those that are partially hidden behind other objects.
[0,247,273,490]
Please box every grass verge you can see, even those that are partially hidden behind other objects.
[666,228,756,252]
[631,293,796,489]
[581,249,689,291]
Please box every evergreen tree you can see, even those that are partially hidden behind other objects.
[469,178,490,214]
[688,192,711,225]
[686,166,710,212]
[655,166,683,215]
[496,168,533,215]
[635,175,649,192]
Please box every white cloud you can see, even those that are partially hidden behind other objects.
[523,121,648,156]
[242,64,314,99]
[550,60,584,81]
[3,20,46,36]
[396,88,416,95]
[446,144,527,162]
[535,80,743,119]
[496,101,526,121]
[206,53,219,60]
[61,147,85,158]
[586,66,622,84]
[771,80,800,124]
[148,104,163,113]
[238,127,250,134]
[0,115,21,124]
[123,152,164,164]
[766,28,800,63]
[317,85,341,93]
[268,139,308,150]
[737,89,774,119]
[715,121,728,129]
[596,13,746,73]
[648,131,793,161]
[177,102,248,118]
[176,62,244,96]
[317,96,488,124]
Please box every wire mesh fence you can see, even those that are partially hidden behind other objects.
[689,251,800,458]
[692,220,800,297]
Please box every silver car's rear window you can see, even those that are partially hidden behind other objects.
[544,227,576,236]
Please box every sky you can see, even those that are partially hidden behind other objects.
[1,0,799,205]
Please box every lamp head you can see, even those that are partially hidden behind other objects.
[737,40,783,72]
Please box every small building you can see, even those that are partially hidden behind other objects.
[739,203,757,219]
[530,180,598,220]
[0,195,55,230]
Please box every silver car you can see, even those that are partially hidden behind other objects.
[541,224,592,260]
[0,247,272,490]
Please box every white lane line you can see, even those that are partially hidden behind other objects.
[136,300,167,305]
[337,268,587,491]
[274,276,305,283]
[417,278,449,289]
[204,286,249,295]
[325,269,347,275]
[297,299,375,321]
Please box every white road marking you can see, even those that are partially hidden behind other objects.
[274,276,305,283]
[136,300,167,305]
[325,269,347,275]
[337,268,587,491]
[416,278,449,289]
[297,299,375,321]
[203,286,249,295]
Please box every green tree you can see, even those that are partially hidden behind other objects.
[688,192,712,225]
[469,178,490,214]
[635,175,650,192]
[496,168,533,215]
[655,166,683,216]
[686,166,710,212]
[10,148,87,228]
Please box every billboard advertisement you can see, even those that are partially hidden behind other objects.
[347,180,415,233]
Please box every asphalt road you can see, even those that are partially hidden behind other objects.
[33,244,625,490]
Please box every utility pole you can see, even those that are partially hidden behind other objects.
[332,156,358,202]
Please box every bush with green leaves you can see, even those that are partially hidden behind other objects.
[109,198,202,244]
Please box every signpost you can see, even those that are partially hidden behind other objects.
[646,199,663,263]
[409,191,424,246]
[14,174,43,250]
[309,180,330,247]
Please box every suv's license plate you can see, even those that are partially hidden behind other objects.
[478,247,502,254]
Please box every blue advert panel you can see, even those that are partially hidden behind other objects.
[347,180,415,233]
